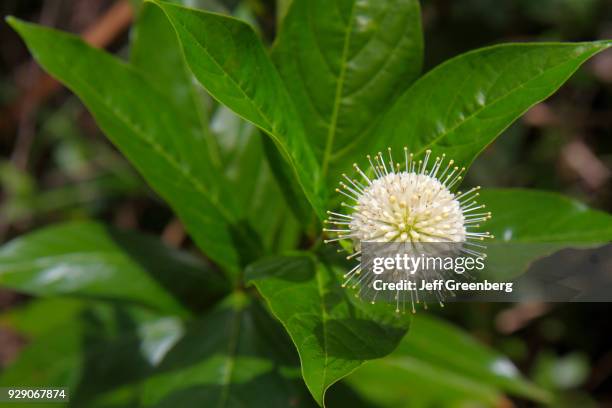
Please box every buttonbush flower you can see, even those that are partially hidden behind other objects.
[323,148,493,311]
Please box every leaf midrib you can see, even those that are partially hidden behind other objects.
[315,265,330,398]
[68,70,236,224]
[321,0,357,177]
[412,46,605,157]
[217,305,243,408]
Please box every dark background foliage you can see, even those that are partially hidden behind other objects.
[0,0,611,406]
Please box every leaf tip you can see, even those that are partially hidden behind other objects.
[5,16,33,37]
[5,15,20,30]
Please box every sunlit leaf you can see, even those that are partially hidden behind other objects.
[273,0,423,184]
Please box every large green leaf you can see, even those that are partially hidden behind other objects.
[273,0,423,183]
[131,3,298,251]
[148,1,326,218]
[367,41,612,166]
[131,2,211,134]
[247,253,410,406]
[480,189,612,281]
[0,222,228,315]
[140,293,316,407]
[1,294,315,408]
[482,188,612,242]
[212,106,300,251]
[0,299,182,408]
[345,314,549,407]
[8,17,254,276]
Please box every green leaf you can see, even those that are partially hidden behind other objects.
[345,314,549,407]
[7,17,253,276]
[273,0,423,183]
[131,1,221,168]
[0,222,228,315]
[247,253,410,406]
[0,297,84,338]
[212,106,300,251]
[372,41,612,166]
[2,294,315,408]
[0,299,180,408]
[132,3,297,252]
[148,1,326,218]
[140,293,316,407]
[480,189,612,280]
[482,188,612,242]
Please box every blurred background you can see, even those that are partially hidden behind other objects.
[1,0,611,406]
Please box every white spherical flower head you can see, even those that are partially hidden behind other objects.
[324,148,493,250]
[350,171,466,244]
[324,148,493,313]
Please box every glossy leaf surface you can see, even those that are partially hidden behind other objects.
[273,0,423,182]
[8,17,255,275]
[370,42,612,167]
[247,253,410,406]
[149,1,326,218]
[141,293,316,407]
[0,222,227,315]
